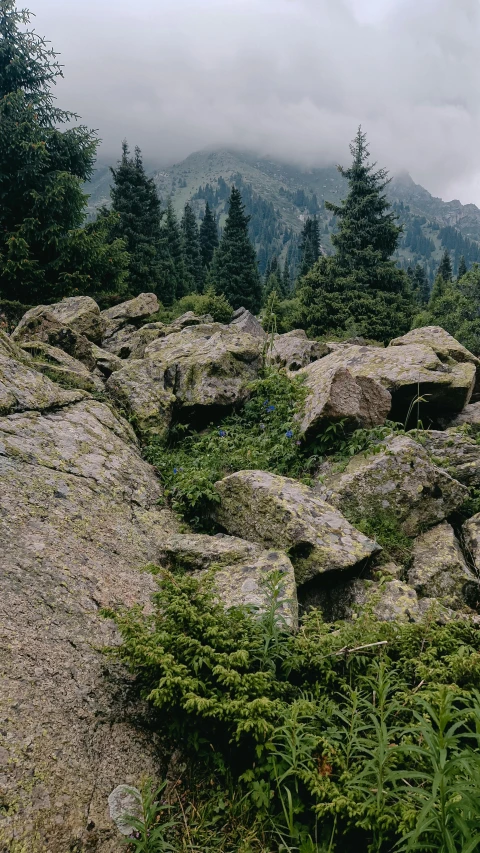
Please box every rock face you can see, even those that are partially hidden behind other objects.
[298,361,392,437]
[100,294,160,356]
[462,516,480,608]
[269,330,328,371]
[108,323,263,437]
[158,533,298,628]
[306,344,475,421]
[20,340,103,392]
[102,293,159,323]
[321,436,468,537]
[390,326,480,369]
[11,307,98,368]
[0,397,179,852]
[213,470,380,586]
[420,429,480,487]
[408,523,478,608]
[13,296,106,343]
[444,402,480,434]
[230,307,266,339]
[0,349,84,415]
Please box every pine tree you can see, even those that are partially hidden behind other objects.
[0,0,127,303]
[161,199,185,302]
[210,187,262,313]
[199,202,219,270]
[282,261,292,296]
[107,142,164,297]
[297,129,414,343]
[438,249,453,282]
[458,255,468,280]
[411,264,430,305]
[298,217,320,278]
[181,202,203,293]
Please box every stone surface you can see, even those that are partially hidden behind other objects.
[11,308,97,369]
[353,579,420,622]
[13,296,105,343]
[90,343,124,376]
[0,328,31,361]
[127,322,167,359]
[230,307,266,339]
[107,323,262,437]
[306,344,475,420]
[408,522,478,608]
[268,330,328,371]
[108,785,142,837]
[420,429,480,487]
[444,402,480,434]
[390,326,480,368]
[213,470,380,586]
[20,340,103,392]
[0,397,178,852]
[298,361,392,437]
[158,533,298,628]
[0,350,84,415]
[462,516,480,610]
[101,293,159,322]
[320,436,468,537]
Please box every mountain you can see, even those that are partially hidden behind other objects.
[85,149,480,280]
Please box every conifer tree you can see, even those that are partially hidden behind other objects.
[161,199,186,301]
[438,249,453,282]
[411,264,430,305]
[282,261,292,296]
[0,0,127,303]
[199,202,219,270]
[181,202,203,293]
[297,128,413,343]
[458,255,468,280]
[298,217,320,278]
[210,187,262,312]
[107,142,164,297]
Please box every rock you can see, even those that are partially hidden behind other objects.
[213,470,380,586]
[443,402,480,434]
[299,575,420,623]
[298,362,392,437]
[101,321,139,356]
[390,326,480,368]
[0,350,85,415]
[320,436,468,537]
[306,344,475,422]
[268,330,328,371]
[462,517,480,611]
[169,310,213,330]
[0,397,178,851]
[0,328,31,361]
[11,308,97,369]
[408,522,478,608]
[108,785,142,837]
[101,293,159,322]
[230,307,267,340]
[90,343,124,377]
[13,296,105,343]
[420,429,480,487]
[108,324,262,437]
[20,340,103,392]
[127,322,167,359]
[158,533,298,628]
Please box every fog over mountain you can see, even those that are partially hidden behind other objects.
[31,0,480,204]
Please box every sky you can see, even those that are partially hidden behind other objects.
[28,0,480,205]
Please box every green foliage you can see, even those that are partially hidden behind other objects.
[438,249,453,282]
[298,217,320,279]
[107,575,480,853]
[414,266,480,355]
[210,186,262,313]
[161,200,186,303]
[145,369,308,526]
[0,298,33,333]
[169,287,233,324]
[123,779,177,852]
[181,202,203,293]
[199,201,219,271]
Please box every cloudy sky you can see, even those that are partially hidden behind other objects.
[30,0,480,204]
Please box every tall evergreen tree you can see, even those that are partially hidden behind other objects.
[161,199,185,302]
[210,187,262,312]
[181,202,203,293]
[458,255,468,280]
[0,0,127,303]
[107,142,164,297]
[438,249,453,282]
[410,264,430,305]
[297,129,414,343]
[298,217,320,278]
[199,201,219,270]
[282,261,292,296]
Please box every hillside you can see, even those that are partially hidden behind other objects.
[86,149,480,279]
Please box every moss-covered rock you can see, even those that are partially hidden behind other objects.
[268,329,328,372]
[13,296,105,343]
[0,350,85,415]
[20,340,104,392]
[408,522,478,608]
[213,469,380,586]
[420,428,480,487]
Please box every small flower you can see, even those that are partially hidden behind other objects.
[296,440,302,446]
[263,400,269,407]
[259,423,266,430]
[285,430,293,438]
[218,429,226,437]
[267,405,275,412]
[173,467,178,474]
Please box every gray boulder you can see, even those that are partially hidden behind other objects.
[0,349,84,415]
[100,293,160,355]
[0,396,179,851]
[20,340,103,392]
[13,296,105,343]
[268,330,328,371]
[320,436,468,537]
[462,516,480,611]
[231,307,267,340]
[101,292,159,323]
[108,785,142,837]
[390,326,480,369]
[443,402,480,434]
[213,470,380,586]
[420,429,480,487]
[158,533,298,628]
[408,522,478,608]
[106,357,175,439]
[11,309,97,369]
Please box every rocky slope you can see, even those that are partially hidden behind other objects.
[3,296,480,850]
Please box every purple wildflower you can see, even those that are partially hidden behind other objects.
[218,429,226,437]
[285,430,293,438]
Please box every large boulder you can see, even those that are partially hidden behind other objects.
[408,522,478,608]
[13,296,105,343]
[0,350,84,415]
[304,344,475,422]
[0,397,179,851]
[101,294,160,356]
[390,326,480,369]
[320,436,468,537]
[11,308,97,369]
[213,470,380,586]
[101,293,159,323]
[20,340,103,393]
[230,307,266,340]
[158,533,298,628]
[462,516,480,611]
[298,361,392,437]
[420,429,480,487]
[268,330,328,372]
[444,402,480,434]
[107,323,263,437]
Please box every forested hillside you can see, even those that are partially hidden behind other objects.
[86,149,480,279]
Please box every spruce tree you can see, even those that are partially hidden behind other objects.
[282,261,292,296]
[107,142,164,297]
[411,264,430,305]
[298,217,320,278]
[438,249,453,282]
[458,255,468,280]
[199,202,219,270]
[210,187,262,312]
[161,199,186,301]
[297,129,414,343]
[181,202,203,293]
[0,0,127,303]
